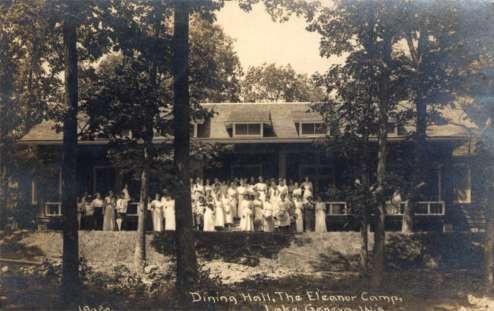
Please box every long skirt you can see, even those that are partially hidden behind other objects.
[215,206,225,228]
[304,209,315,232]
[295,209,304,233]
[164,209,176,231]
[241,215,254,232]
[152,209,163,232]
[224,203,233,225]
[315,210,327,233]
[263,216,274,232]
[103,206,116,231]
[203,209,215,232]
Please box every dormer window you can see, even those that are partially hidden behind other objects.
[225,110,271,138]
[292,111,327,137]
[190,119,209,138]
[233,123,263,137]
[299,122,328,137]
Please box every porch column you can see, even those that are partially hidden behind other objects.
[278,151,287,178]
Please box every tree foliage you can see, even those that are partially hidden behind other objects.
[241,63,324,102]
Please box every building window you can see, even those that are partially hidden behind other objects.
[453,163,471,203]
[45,202,62,217]
[233,123,262,137]
[299,122,327,136]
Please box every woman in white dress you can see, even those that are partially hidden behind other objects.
[270,185,281,229]
[122,183,131,210]
[214,191,225,230]
[203,195,216,232]
[148,193,163,232]
[162,193,176,231]
[240,194,254,232]
[255,176,268,202]
[302,177,313,200]
[227,182,238,219]
[292,182,303,198]
[237,179,247,221]
[277,179,289,198]
[262,194,274,232]
[314,196,327,233]
[221,190,233,229]
[204,179,213,197]
[293,195,304,233]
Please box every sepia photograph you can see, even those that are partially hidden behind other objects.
[1,0,494,310]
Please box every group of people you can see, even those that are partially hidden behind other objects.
[189,176,328,233]
[76,184,151,231]
[76,176,331,233]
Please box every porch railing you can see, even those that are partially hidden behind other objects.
[385,201,445,216]
[42,200,445,218]
[326,201,349,216]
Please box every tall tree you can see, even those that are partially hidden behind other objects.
[82,0,241,272]
[60,3,80,299]
[397,0,492,232]
[0,0,55,226]
[48,0,111,298]
[309,0,408,287]
[312,64,378,275]
[172,1,197,295]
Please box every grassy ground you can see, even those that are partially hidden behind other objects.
[0,230,491,310]
[0,266,491,310]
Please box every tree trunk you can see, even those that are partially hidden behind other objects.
[172,1,197,295]
[359,189,369,276]
[403,28,429,233]
[134,145,149,273]
[61,15,80,300]
[371,108,388,288]
[359,119,371,276]
[484,110,494,293]
[485,190,494,292]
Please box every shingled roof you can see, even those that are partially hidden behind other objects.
[20,102,477,144]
